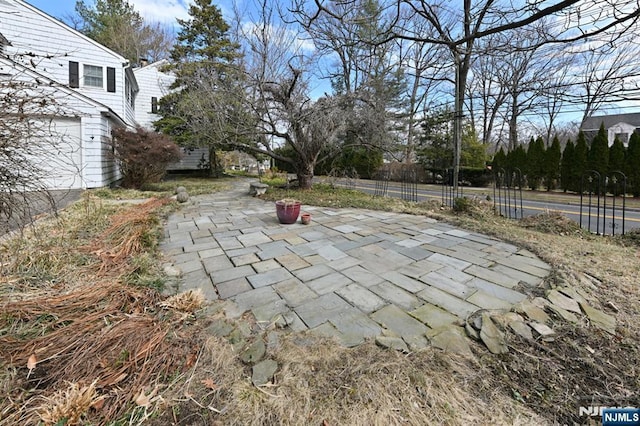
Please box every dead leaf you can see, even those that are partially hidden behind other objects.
[91,398,105,410]
[27,354,37,378]
[135,389,151,407]
[185,352,197,369]
[27,354,37,370]
[201,378,216,390]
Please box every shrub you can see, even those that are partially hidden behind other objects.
[111,127,182,189]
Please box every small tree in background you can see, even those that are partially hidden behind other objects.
[111,127,181,188]
[625,132,640,197]
[526,136,546,190]
[543,135,561,191]
[573,130,589,192]
[608,136,626,195]
[587,123,609,189]
[560,138,574,192]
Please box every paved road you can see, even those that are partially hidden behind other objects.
[337,179,640,235]
[160,178,551,348]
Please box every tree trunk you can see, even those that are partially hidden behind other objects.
[296,161,314,190]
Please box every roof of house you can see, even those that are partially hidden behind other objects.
[0,55,127,126]
[15,0,128,64]
[581,112,640,130]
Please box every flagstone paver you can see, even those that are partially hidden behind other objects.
[160,178,551,348]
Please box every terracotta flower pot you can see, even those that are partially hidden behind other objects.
[275,199,301,224]
[300,212,311,225]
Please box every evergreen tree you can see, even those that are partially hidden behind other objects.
[560,138,574,192]
[608,136,626,195]
[587,123,609,190]
[543,135,561,191]
[492,147,507,171]
[506,145,527,187]
[155,0,242,176]
[526,136,545,190]
[573,130,589,192]
[625,132,640,197]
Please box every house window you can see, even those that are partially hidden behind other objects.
[614,132,629,144]
[83,65,103,88]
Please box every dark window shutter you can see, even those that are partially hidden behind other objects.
[151,97,158,113]
[69,61,79,88]
[106,67,116,92]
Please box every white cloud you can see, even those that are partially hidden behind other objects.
[129,0,190,25]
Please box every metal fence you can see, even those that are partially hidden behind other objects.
[441,168,464,208]
[580,170,627,235]
[493,168,524,220]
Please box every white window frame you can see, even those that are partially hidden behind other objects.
[83,64,103,88]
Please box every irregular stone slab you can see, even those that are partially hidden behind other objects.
[206,319,234,338]
[558,286,588,304]
[546,304,579,323]
[466,290,513,311]
[480,313,508,354]
[546,289,581,314]
[428,326,474,358]
[529,322,555,341]
[403,334,430,351]
[336,284,386,313]
[371,304,430,339]
[418,286,481,319]
[369,282,423,311]
[375,336,409,352]
[490,312,524,330]
[579,301,616,335]
[240,339,266,364]
[514,300,550,324]
[252,359,278,386]
[410,303,459,329]
[508,320,534,340]
[465,323,480,341]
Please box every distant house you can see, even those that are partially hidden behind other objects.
[133,59,210,171]
[0,0,138,190]
[580,113,640,147]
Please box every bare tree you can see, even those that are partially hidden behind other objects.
[294,0,640,190]
[233,0,346,188]
[0,55,83,233]
[571,35,640,123]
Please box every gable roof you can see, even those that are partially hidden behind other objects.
[581,113,640,130]
[0,54,127,126]
[12,0,128,64]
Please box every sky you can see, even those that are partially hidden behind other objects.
[25,0,212,27]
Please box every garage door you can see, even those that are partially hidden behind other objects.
[36,118,83,190]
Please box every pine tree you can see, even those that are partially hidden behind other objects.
[526,136,546,190]
[608,137,626,195]
[492,147,507,171]
[587,123,609,193]
[573,130,588,193]
[560,138,574,192]
[543,135,561,191]
[625,132,640,196]
[155,0,242,176]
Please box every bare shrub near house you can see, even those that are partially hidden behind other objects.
[110,127,181,189]
[0,62,81,233]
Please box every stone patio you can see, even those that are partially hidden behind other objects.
[160,179,552,349]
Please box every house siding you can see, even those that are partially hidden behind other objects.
[0,0,138,190]
[133,61,174,129]
[0,0,131,120]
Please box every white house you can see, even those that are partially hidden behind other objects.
[133,59,209,171]
[0,0,138,189]
[581,113,640,147]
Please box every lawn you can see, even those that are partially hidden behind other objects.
[1,175,638,425]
